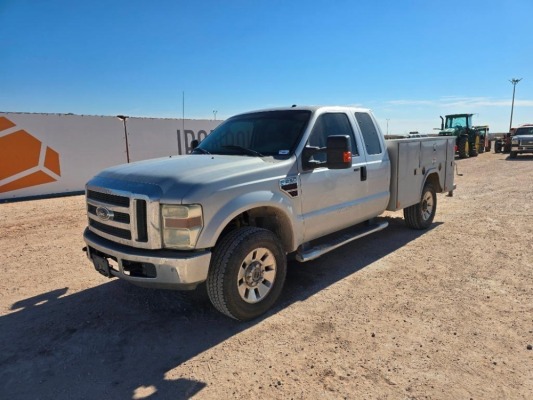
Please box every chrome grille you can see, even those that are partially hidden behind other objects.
[87,190,130,207]
[135,200,148,242]
[89,219,131,240]
[86,187,159,249]
[88,204,130,224]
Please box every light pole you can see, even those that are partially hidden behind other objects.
[213,110,218,120]
[116,115,130,163]
[386,119,390,135]
[509,78,522,132]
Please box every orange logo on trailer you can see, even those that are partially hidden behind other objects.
[0,116,61,193]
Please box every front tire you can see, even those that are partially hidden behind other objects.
[207,227,287,321]
[404,183,437,230]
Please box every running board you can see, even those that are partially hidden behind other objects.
[295,221,389,262]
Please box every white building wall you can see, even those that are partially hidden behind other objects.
[0,113,221,201]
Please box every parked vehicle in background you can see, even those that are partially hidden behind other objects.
[494,129,513,154]
[83,106,455,320]
[438,114,481,158]
[510,124,533,158]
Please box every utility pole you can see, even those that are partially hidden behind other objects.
[386,119,390,135]
[182,91,185,134]
[213,110,218,120]
[176,91,186,155]
[116,115,130,163]
[509,78,522,132]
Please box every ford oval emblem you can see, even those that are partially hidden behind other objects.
[96,206,114,221]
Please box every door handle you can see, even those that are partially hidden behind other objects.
[353,166,367,181]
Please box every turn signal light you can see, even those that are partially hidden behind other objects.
[343,151,351,163]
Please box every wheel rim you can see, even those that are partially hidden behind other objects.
[465,140,470,154]
[237,248,277,304]
[421,191,434,221]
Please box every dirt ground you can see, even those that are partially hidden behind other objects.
[1,151,532,399]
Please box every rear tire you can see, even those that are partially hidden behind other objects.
[469,135,479,157]
[206,227,287,321]
[457,136,469,159]
[404,183,437,230]
[478,138,485,153]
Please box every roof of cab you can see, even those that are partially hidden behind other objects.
[231,105,372,116]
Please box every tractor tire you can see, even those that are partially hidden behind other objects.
[457,136,469,159]
[206,227,286,321]
[478,138,485,153]
[469,135,479,157]
[494,141,502,153]
[404,182,437,230]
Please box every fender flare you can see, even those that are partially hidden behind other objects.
[195,190,301,251]
[422,168,443,193]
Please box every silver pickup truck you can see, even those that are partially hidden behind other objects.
[83,106,455,320]
[510,124,533,158]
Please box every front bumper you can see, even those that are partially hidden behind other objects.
[83,228,211,290]
[511,145,533,153]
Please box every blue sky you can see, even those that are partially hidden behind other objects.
[1,0,532,134]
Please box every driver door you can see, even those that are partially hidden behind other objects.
[299,112,369,242]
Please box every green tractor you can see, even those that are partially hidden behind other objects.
[438,114,481,159]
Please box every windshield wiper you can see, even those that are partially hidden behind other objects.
[222,145,264,157]
[192,147,211,155]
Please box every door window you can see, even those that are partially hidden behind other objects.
[307,113,358,162]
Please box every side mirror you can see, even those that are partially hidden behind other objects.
[302,146,323,170]
[326,135,352,169]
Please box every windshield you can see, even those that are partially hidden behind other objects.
[194,110,311,157]
[445,115,471,129]
[514,127,533,136]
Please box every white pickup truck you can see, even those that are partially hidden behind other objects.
[510,124,533,158]
[83,106,455,320]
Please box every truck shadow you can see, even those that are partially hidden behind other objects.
[0,216,437,400]
[282,216,438,297]
[505,154,533,161]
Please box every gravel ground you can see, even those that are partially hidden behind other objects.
[1,151,532,399]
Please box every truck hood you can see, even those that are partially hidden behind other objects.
[514,134,533,141]
[91,155,292,203]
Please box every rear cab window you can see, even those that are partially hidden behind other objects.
[354,112,383,155]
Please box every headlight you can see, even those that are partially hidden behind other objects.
[161,204,203,249]
[512,138,519,144]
